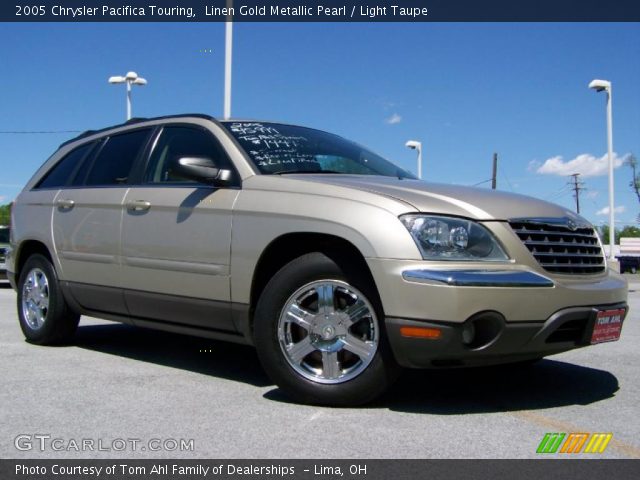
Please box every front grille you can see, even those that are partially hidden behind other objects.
[509,219,605,274]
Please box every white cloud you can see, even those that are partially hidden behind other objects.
[596,205,625,216]
[385,113,402,125]
[535,152,627,177]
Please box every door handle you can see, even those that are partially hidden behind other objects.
[56,199,75,209]
[127,200,151,212]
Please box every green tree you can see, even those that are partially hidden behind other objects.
[598,225,620,245]
[0,203,11,226]
[619,225,640,238]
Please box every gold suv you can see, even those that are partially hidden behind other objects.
[7,114,628,405]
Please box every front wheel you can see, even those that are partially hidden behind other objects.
[17,254,79,345]
[254,252,400,406]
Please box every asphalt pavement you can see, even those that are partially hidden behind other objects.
[1,276,638,459]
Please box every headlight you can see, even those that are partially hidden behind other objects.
[400,215,509,261]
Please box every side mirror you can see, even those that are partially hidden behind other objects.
[171,156,232,185]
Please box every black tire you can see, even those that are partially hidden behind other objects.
[254,252,400,406]
[17,254,79,345]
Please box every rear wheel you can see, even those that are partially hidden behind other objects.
[254,252,400,406]
[17,254,79,345]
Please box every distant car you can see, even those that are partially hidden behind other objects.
[0,225,9,280]
[6,114,629,406]
[617,256,640,274]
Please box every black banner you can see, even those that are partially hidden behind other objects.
[2,0,640,22]
[1,459,640,480]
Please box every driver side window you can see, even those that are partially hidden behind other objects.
[146,126,231,184]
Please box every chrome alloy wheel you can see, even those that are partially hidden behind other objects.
[21,268,50,330]
[278,280,379,384]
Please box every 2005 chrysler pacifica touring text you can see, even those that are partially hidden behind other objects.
[6,114,628,405]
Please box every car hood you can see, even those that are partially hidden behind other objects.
[283,174,587,222]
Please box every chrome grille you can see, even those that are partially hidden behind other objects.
[509,219,605,274]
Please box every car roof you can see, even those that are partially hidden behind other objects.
[58,113,216,149]
[58,114,320,150]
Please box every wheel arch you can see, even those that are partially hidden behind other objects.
[14,239,53,282]
[248,232,380,333]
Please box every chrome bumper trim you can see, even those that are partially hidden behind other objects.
[402,269,555,288]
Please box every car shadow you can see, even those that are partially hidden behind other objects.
[72,323,619,413]
[264,360,620,413]
[385,360,618,413]
[73,323,271,387]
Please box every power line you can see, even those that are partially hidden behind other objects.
[498,164,514,192]
[568,173,585,214]
[545,185,573,202]
[471,178,493,187]
[0,130,81,134]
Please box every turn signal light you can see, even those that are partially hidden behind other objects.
[400,326,442,339]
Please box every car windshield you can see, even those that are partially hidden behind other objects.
[222,122,415,178]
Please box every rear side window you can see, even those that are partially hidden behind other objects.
[84,129,151,186]
[36,142,94,189]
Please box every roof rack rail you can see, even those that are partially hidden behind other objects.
[125,117,148,124]
[57,113,217,149]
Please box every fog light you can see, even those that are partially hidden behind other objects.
[461,312,504,350]
[462,322,476,345]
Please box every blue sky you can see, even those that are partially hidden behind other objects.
[1,22,639,227]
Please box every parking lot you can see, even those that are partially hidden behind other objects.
[1,276,639,459]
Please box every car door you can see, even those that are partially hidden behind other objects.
[52,128,153,315]
[120,124,239,332]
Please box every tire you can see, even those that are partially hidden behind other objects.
[254,252,400,406]
[17,254,79,345]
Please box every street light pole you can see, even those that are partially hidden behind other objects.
[405,140,422,179]
[108,71,147,121]
[589,79,615,261]
[606,86,614,261]
[224,0,233,119]
[126,80,132,120]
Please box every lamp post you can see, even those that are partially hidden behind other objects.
[588,79,615,261]
[405,140,422,179]
[108,71,147,120]
[224,0,233,119]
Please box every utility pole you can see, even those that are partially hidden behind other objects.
[569,173,584,214]
[491,153,498,190]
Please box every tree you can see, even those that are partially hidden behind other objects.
[619,225,640,238]
[599,225,619,245]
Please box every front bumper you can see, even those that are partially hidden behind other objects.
[386,303,628,368]
[366,259,629,368]
[367,259,628,323]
